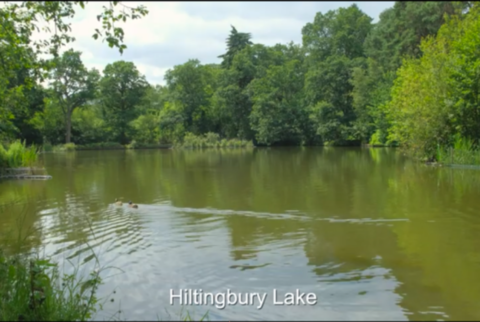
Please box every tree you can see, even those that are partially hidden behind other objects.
[249,59,307,145]
[301,4,372,144]
[50,49,99,143]
[214,44,277,140]
[218,25,253,69]
[302,4,372,61]
[448,3,480,143]
[353,1,472,146]
[165,60,208,134]
[99,61,148,144]
[305,56,358,143]
[164,60,221,135]
[0,1,148,140]
[29,98,65,145]
[364,1,471,72]
[157,101,185,144]
[349,59,395,144]
[382,3,480,158]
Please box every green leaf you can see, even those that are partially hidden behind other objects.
[8,265,15,279]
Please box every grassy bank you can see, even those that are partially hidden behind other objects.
[0,141,39,170]
[36,135,480,167]
[176,132,253,149]
[0,250,102,321]
[42,133,253,152]
[436,136,480,166]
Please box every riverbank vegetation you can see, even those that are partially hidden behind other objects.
[2,1,480,163]
[0,249,103,321]
[0,141,38,170]
[0,247,210,321]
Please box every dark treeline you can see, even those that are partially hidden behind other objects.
[2,1,480,162]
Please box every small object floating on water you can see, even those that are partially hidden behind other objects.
[114,198,123,206]
[128,201,138,209]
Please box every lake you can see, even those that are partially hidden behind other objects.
[1,147,480,321]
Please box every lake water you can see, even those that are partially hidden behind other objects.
[1,147,480,321]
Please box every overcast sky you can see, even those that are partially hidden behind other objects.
[35,1,394,85]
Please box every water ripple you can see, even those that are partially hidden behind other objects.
[3,200,421,321]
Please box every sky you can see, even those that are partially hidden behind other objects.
[33,1,395,86]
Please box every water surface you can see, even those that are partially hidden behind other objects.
[1,147,480,321]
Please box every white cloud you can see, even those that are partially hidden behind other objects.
[27,1,394,85]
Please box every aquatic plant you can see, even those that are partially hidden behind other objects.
[0,140,39,169]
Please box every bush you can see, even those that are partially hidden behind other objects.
[75,142,123,150]
[63,143,76,151]
[177,132,253,149]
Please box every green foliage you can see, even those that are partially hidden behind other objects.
[29,98,65,145]
[350,1,470,146]
[0,140,38,169]
[99,61,149,144]
[447,4,480,143]
[214,43,287,140]
[50,49,100,143]
[301,5,373,144]
[165,60,218,135]
[3,1,480,165]
[0,145,8,168]
[63,143,76,152]
[302,3,373,61]
[364,1,470,72]
[71,107,107,145]
[305,56,360,143]
[158,101,186,144]
[386,34,453,158]
[218,26,253,69]
[385,2,480,160]
[76,142,123,150]
[436,135,480,165]
[0,1,148,140]
[249,59,307,145]
[130,114,160,144]
[178,132,253,149]
[0,249,103,321]
[50,142,128,152]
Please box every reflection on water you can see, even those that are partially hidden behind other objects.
[1,147,480,320]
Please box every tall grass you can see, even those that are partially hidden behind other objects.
[436,135,480,165]
[177,132,253,149]
[181,309,210,321]
[0,140,39,169]
[0,248,211,322]
[0,249,105,321]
